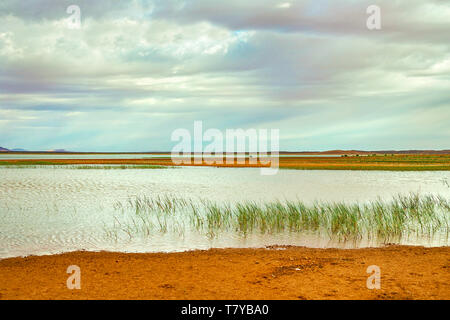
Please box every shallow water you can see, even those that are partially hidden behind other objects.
[0,153,340,160]
[0,167,449,258]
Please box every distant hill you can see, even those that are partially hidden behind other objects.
[370,150,450,155]
[11,148,27,151]
[0,147,9,151]
[320,150,372,155]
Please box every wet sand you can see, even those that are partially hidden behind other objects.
[0,245,449,300]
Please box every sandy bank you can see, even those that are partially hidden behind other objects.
[0,245,449,300]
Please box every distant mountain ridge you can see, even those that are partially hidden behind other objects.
[0,147,70,153]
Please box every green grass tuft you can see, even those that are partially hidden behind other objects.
[109,194,450,243]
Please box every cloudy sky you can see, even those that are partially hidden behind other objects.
[0,0,449,151]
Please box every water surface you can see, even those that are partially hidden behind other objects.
[0,153,341,160]
[0,167,449,258]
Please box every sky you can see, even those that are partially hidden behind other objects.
[0,0,449,152]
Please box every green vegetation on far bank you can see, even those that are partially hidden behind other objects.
[0,163,170,169]
[281,165,450,171]
[0,154,449,171]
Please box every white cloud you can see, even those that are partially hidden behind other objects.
[0,0,448,151]
[276,3,292,9]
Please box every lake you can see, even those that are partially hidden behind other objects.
[0,167,449,258]
[0,153,341,160]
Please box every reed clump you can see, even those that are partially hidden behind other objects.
[110,194,449,242]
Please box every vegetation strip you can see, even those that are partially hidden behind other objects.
[109,194,450,242]
[1,154,450,171]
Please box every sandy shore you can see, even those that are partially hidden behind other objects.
[0,245,449,300]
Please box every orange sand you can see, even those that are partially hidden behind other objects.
[0,246,449,300]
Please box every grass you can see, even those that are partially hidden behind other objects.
[281,165,450,171]
[73,165,170,170]
[109,194,450,243]
[277,154,450,171]
[0,163,170,169]
[1,154,450,171]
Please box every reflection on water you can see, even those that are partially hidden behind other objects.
[0,167,449,258]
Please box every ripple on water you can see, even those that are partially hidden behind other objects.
[0,167,449,258]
